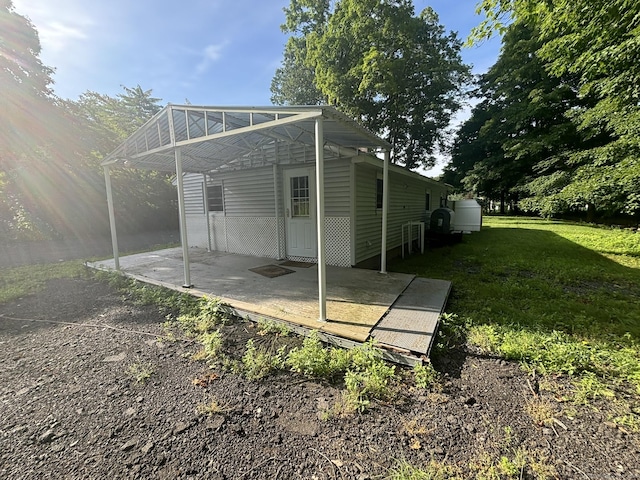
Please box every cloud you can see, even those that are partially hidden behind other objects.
[13,0,94,53]
[195,42,227,74]
[38,21,88,52]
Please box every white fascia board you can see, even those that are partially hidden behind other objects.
[352,156,445,187]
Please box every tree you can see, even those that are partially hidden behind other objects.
[271,37,325,105]
[271,0,328,105]
[0,0,79,239]
[274,0,471,169]
[446,22,585,212]
[472,0,640,217]
[0,0,70,165]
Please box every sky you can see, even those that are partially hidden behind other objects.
[12,0,502,174]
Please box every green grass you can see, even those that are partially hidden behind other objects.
[390,216,640,401]
[0,261,88,304]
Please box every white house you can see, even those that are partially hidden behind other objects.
[179,155,448,268]
[102,105,449,321]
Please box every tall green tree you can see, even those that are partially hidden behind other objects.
[274,0,470,169]
[471,0,640,217]
[446,22,586,213]
[271,37,325,105]
[271,0,328,105]
[0,0,81,239]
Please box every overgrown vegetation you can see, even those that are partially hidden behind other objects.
[393,216,640,426]
[93,271,400,413]
[389,423,558,479]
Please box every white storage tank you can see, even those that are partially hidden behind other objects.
[453,199,482,232]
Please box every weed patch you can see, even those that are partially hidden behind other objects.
[413,363,438,390]
[286,331,350,379]
[241,339,287,380]
[126,360,154,384]
[196,397,232,415]
[257,318,291,337]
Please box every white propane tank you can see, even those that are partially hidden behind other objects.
[452,199,482,232]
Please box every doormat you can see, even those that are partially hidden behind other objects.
[249,264,295,278]
[279,260,315,268]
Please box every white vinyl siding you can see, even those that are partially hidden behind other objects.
[183,174,205,215]
[324,160,351,217]
[218,166,275,217]
[354,165,382,263]
[354,163,448,264]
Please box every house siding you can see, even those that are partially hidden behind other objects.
[183,174,208,248]
[354,162,447,264]
[324,160,351,217]
[180,157,447,267]
[219,166,275,217]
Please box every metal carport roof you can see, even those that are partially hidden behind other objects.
[101,105,391,173]
[101,105,394,324]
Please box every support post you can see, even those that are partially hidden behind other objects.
[175,149,192,288]
[380,150,390,274]
[203,173,212,252]
[103,165,120,271]
[273,163,282,259]
[315,117,327,322]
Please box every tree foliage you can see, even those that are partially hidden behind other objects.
[0,0,57,165]
[463,0,640,218]
[445,22,587,213]
[270,37,325,106]
[70,86,176,235]
[273,0,471,169]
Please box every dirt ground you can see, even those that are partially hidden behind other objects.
[0,230,180,269]
[1,274,639,479]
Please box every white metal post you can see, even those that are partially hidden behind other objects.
[175,149,192,288]
[103,165,120,271]
[203,173,212,252]
[273,163,282,259]
[380,150,390,274]
[315,117,327,322]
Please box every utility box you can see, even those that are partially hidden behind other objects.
[429,208,455,234]
[452,199,482,232]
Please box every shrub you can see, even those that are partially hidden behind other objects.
[413,363,438,389]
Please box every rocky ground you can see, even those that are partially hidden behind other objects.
[1,274,639,479]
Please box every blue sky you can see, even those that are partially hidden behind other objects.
[13,0,501,173]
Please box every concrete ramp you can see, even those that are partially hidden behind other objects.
[371,278,451,357]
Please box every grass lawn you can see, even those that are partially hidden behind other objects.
[0,260,87,304]
[391,216,640,415]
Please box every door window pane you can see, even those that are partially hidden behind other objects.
[291,176,310,217]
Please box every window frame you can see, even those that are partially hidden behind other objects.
[206,183,224,213]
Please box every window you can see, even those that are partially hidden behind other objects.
[376,178,384,209]
[207,184,224,212]
[290,175,310,217]
[425,192,431,211]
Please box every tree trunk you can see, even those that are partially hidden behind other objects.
[586,202,596,223]
[500,191,506,214]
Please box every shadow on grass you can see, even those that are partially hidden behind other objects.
[390,223,640,378]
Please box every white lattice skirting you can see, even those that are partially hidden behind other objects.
[186,215,209,249]
[224,217,279,258]
[194,215,351,267]
[209,215,226,252]
[324,217,351,267]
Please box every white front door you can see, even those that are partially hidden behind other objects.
[284,168,316,258]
